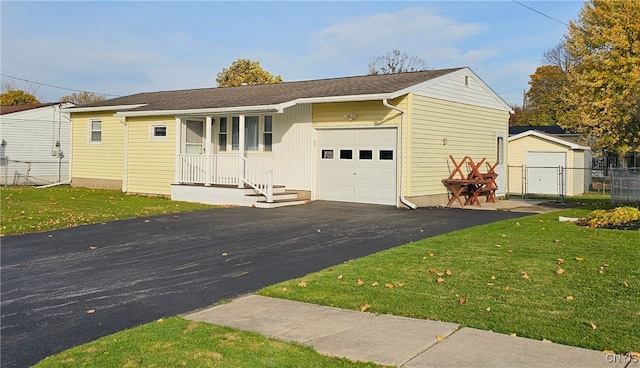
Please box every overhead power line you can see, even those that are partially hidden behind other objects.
[512,0,570,27]
[0,73,121,97]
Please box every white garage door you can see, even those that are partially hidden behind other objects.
[317,128,397,205]
[526,152,566,195]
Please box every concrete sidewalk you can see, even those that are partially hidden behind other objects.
[185,295,635,368]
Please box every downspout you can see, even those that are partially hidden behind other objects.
[118,116,128,193]
[383,99,417,210]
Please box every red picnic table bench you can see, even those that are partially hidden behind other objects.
[442,155,498,207]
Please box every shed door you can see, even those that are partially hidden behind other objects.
[526,152,566,195]
[317,129,397,205]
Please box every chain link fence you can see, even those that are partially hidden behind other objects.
[611,168,640,203]
[507,165,620,202]
[0,159,69,186]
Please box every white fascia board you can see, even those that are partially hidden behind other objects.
[509,130,590,150]
[114,105,280,117]
[62,104,147,113]
[275,93,394,111]
[394,67,514,113]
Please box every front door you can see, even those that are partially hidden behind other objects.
[185,119,204,154]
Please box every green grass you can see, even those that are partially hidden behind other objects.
[0,186,214,236]
[34,317,380,368]
[259,208,639,354]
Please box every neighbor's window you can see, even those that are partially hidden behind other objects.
[89,119,102,143]
[218,117,227,151]
[264,115,273,152]
[151,125,167,140]
[245,116,259,151]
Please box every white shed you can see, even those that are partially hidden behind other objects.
[0,102,73,185]
[508,130,592,197]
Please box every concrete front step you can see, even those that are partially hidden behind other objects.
[254,198,310,209]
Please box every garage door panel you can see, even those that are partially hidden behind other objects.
[317,128,397,205]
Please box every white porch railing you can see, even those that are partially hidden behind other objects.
[177,154,273,202]
[241,157,273,203]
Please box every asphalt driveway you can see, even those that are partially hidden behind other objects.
[1,202,528,367]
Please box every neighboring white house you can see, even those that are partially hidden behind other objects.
[0,102,74,185]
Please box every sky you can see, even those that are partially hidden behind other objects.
[1,1,585,106]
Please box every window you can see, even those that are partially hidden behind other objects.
[89,119,102,143]
[231,116,261,151]
[322,149,334,159]
[264,116,273,152]
[151,125,167,140]
[340,150,353,159]
[497,136,504,164]
[359,150,373,160]
[380,150,393,160]
[245,116,259,151]
[218,117,227,151]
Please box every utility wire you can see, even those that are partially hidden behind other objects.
[0,73,121,97]
[512,0,570,27]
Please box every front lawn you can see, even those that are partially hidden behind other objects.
[259,208,639,354]
[34,318,379,368]
[0,186,214,236]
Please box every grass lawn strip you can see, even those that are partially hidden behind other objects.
[34,317,381,368]
[1,186,213,236]
[259,207,639,354]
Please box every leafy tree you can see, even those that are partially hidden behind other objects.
[368,49,429,75]
[561,0,640,151]
[0,90,40,106]
[521,65,568,126]
[60,91,105,105]
[216,59,283,87]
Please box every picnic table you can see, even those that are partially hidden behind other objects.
[442,155,498,207]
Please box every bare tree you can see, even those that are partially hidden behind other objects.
[368,50,429,75]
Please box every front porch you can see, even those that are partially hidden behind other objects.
[172,154,309,208]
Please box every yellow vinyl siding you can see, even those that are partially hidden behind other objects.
[507,136,572,167]
[71,112,125,181]
[312,98,406,127]
[126,116,175,196]
[408,95,508,195]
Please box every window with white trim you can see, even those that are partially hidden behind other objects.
[264,116,273,152]
[150,124,167,140]
[89,119,102,143]
[218,117,227,151]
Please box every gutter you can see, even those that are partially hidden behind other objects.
[382,99,417,210]
[117,116,128,193]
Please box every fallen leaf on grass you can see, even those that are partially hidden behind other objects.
[459,298,467,304]
[429,251,435,257]
[86,309,95,314]
[371,282,379,287]
[384,283,394,289]
[555,268,565,275]
[436,277,445,283]
[603,350,615,355]
[557,258,564,265]
[436,336,445,342]
[504,286,511,291]
[575,257,584,261]
[337,275,343,279]
[510,333,517,337]
[542,338,552,343]
[490,275,496,280]
[157,318,164,323]
[623,281,629,287]
[297,281,307,288]
[396,282,406,287]
[357,279,364,285]
[566,296,574,301]
[521,272,530,280]
[589,322,597,330]
[445,270,453,276]
[360,304,370,312]
[495,244,502,248]
[282,287,288,292]
[486,307,491,312]
[429,268,437,274]
[437,272,444,277]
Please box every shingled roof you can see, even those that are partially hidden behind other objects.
[0,102,63,115]
[71,68,464,113]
